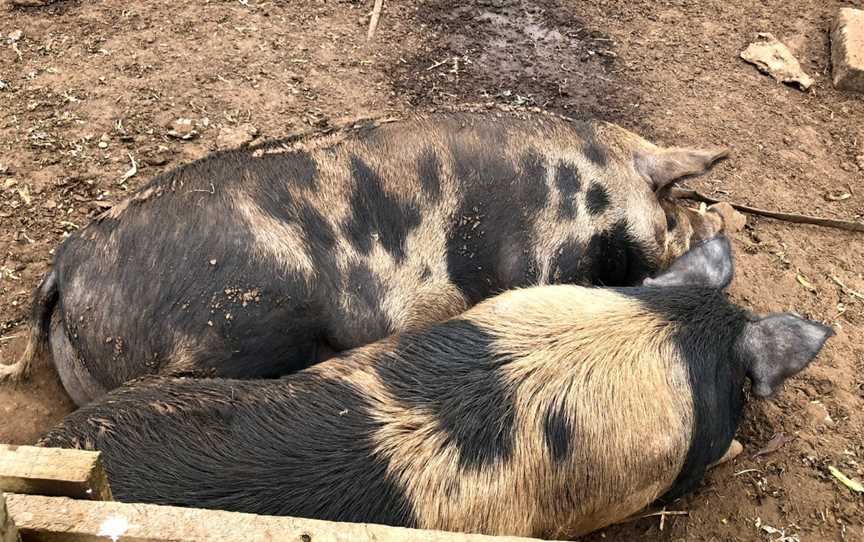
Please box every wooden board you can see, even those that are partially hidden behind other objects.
[0,446,111,501]
[0,493,21,542]
[5,494,557,542]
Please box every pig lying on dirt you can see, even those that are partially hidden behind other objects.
[3,110,731,405]
[38,236,833,538]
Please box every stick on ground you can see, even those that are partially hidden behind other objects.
[367,0,385,39]
[670,188,864,233]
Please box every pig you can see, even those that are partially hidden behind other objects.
[2,110,731,405]
[37,236,833,539]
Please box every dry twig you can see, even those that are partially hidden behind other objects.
[613,509,689,527]
[671,188,864,233]
[829,275,864,302]
[367,0,384,40]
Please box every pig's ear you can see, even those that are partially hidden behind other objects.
[636,146,729,192]
[642,235,733,289]
[739,314,834,398]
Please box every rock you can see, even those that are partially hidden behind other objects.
[216,123,259,150]
[141,144,174,166]
[166,118,198,140]
[740,33,813,91]
[802,401,834,427]
[7,30,23,42]
[831,8,864,93]
[708,202,747,233]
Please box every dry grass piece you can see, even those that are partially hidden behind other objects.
[367,0,384,39]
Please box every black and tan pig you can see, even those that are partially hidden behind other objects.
[38,236,832,539]
[4,111,731,405]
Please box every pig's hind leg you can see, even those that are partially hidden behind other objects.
[50,311,107,406]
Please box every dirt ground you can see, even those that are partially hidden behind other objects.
[0,0,862,540]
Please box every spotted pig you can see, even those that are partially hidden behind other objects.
[38,236,832,538]
[4,111,731,405]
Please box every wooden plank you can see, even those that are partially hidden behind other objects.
[0,446,111,501]
[5,494,558,542]
[0,493,21,542]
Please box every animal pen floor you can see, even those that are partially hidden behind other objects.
[0,0,862,540]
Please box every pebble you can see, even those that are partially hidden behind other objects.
[216,123,259,150]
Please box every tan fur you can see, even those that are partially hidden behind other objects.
[164,334,213,375]
[231,193,317,279]
[319,285,696,538]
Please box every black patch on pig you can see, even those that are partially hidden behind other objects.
[585,185,610,216]
[584,221,655,286]
[445,143,539,303]
[571,121,608,167]
[299,205,337,252]
[341,155,421,264]
[377,319,516,471]
[543,401,572,463]
[616,288,749,504]
[555,162,582,219]
[584,143,608,167]
[549,238,587,284]
[516,150,549,212]
[38,377,418,527]
[417,148,442,201]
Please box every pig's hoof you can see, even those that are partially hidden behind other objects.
[710,439,744,469]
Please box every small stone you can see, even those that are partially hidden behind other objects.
[216,123,259,150]
[802,401,834,427]
[209,259,217,266]
[167,118,199,140]
[740,33,813,90]
[141,144,173,166]
[98,141,108,149]
[7,30,23,42]
[856,154,864,171]
[831,8,864,93]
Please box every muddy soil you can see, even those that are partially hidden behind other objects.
[1,0,862,540]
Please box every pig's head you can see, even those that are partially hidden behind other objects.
[589,121,730,271]
[642,234,834,398]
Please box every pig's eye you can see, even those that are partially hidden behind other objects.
[666,214,678,230]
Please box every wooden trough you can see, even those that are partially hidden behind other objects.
[0,444,559,542]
